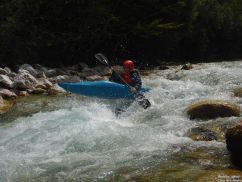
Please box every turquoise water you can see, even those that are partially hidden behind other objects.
[0,61,242,181]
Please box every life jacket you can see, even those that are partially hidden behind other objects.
[123,72,132,84]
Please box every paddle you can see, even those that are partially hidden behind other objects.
[94,53,151,109]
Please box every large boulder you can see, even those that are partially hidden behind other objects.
[0,89,17,99]
[0,96,12,114]
[19,64,38,77]
[187,100,240,120]
[226,121,242,168]
[0,74,14,88]
[14,70,38,90]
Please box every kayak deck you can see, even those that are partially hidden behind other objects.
[58,81,150,99]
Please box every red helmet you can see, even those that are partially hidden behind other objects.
[123,60,134,71]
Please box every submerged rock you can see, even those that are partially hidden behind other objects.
[0,96,13,114]
[181,63,193,70]
[187,129,217,141]
[226,121,242,168]
[187,100,240,120]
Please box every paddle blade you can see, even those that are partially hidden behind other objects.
[94,53,109,66]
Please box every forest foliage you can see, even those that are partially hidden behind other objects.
[0,0,242,67]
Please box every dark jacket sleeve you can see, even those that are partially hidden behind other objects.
[130,70,142,90]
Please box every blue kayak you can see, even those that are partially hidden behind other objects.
[58,81,150,99]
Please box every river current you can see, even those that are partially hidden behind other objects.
[0,61,242,181]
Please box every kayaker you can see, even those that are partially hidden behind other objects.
[110,60,150,115]
[110,60,142,94]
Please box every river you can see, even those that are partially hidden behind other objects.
[0,61,242,181]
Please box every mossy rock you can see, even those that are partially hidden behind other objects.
[187,100,240,120]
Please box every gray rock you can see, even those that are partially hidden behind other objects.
[0,68,8,75]
[37,77,53,89]
[46,69,58,77]
[56,75,81,83]
[0,88,17,99]
[28,88,46,94]
[14,71,38,90]
[86,75,103,81]
[78,62,89,71]
[0,74,14,88]
[33,64,49,73]
[4,67,12,74]
[47,84,66,95]
[93,65,111,76]
[66,70,79,76]
[45,69,66,77]
[82,67,100,77]
[8,72,17,79]
[112,65,124,75]
[19,64,38,77]
[18,91,28,97]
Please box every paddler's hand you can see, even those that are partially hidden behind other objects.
[130,86,137,93]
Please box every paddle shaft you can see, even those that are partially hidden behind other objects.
[95,53,132,90]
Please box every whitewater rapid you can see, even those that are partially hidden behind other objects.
[0,61,242,181]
